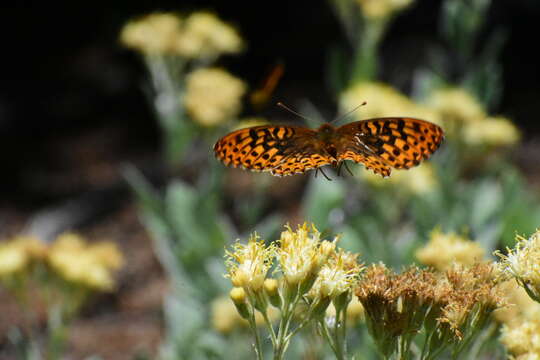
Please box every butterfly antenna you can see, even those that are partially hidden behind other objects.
[277,102,314,123]
[330,101,367,124]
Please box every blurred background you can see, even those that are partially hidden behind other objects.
[1,0,540,359]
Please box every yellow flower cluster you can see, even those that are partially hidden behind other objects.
[184,67,247,126]
[340,82,441,125]
[48,233,124,291]
[0,233,123,291]
[224,223,363,339]
[496,229,540,302]
[356,0,414,20]
[494,280,540,326]
[415,229,485,271]
[361,162,438,195]
[0,236,46,276]
[429,87,520,146]
[340,83,520,147]
[501,317,540,359]
[120,12,243,59]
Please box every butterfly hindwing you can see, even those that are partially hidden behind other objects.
[336,117,444,176]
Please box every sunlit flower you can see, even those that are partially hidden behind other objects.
[225,233,275,293]
[309,249,362,300]
[0,236,46,277]
[416,229,485,271]
[356,0,414,20]
[47,233,124,291]
[120,13,183,55]
[495,230,540,302]
[276,223,336,291]
[362,163,438,195]
[340,82,441,125]
[494,280,540,325]
[355,262,504,357]
[175,12,243,60]
[463,116,520,147]
[428,87,485,124]
[184,67,247,126]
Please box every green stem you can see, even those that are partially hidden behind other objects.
[262,309,278,346]
[332,309,346,360]
[351,18,387,84]
[248,308,264,360]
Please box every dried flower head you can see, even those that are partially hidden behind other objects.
[225,233,275,293]
[175,12,243,60]
[184,67,247,126]
[276,223,336,291]
[356,0,414,20]
[47,233,124,291]
[340,82,441,124]
[416,229,485,271]
[356,262,504,357]
[496,230,540,302]
[463,116,520,147]
[120,13,183,55]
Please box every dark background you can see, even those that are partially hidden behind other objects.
[2,0,539,207]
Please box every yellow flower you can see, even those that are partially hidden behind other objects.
[500,318,540,358]
[495,230,540,301]
[88,241,124,270]
[463,116,520,147]
[340,82,441,125]
[428,87,485,124]
[48,233,123,291]
[230,117,268,131]
[416,229,485,271]
[175,12,243,60]
[225,233,275,293]
[276,224,336,290]
[494,280,540,325]
[184,68,247,126]
[309,249,362,299]
[120,13,183,55]
[356,0,414,20]
[211,293,280,333]
[0,236,46,277]
[362,163,438,195]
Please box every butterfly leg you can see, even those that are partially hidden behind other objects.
[317,167,332,181]
[343,161,354,176]
[336,162,343,177]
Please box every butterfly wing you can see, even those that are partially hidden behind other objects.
[336,117,444,177]
[214,125,332,176]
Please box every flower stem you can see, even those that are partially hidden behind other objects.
[248,308,264,360]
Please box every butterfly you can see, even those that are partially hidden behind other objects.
[213,117,444,178]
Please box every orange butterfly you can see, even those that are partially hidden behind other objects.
[214,117,443,178]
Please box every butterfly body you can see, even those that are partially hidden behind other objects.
[214,117,444,178]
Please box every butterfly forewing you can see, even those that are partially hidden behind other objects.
[336,117,444,176]
[214,117,444,178]
[213,125,330,175]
